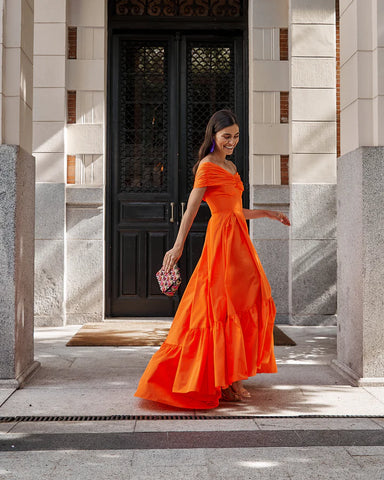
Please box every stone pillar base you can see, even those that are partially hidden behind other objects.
[331,360,384,387]
[0,145,37,384]
[0,360,41,388]
[337,146,384,383]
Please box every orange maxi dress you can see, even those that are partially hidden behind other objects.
[134,161,277,409]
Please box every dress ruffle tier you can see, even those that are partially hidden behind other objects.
[134,162,277,409]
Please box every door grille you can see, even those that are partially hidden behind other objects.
[119,41,168,193]
[186,41,236,192]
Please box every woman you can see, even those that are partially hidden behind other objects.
[135,110,290,409]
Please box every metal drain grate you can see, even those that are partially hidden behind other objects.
[0,414,383,423]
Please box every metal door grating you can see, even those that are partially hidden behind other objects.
[119,41,168,193]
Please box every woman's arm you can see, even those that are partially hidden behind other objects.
[243,208,290,225]
[162,187,207,272]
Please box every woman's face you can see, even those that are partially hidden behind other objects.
[214,123,240,156]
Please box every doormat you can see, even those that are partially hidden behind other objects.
[66,321,296,347]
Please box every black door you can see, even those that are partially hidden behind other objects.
[106,31,247,316]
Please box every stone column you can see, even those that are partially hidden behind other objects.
[0,0,39,386]
[289,0,337,324]
[33,0,67,326]
[333,0,384,385]
[248,0,290,323]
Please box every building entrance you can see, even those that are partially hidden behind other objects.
[106,1,248,316]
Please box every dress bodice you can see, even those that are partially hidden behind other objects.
[193,162,244,215]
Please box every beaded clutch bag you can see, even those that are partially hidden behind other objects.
[156,264,181,297]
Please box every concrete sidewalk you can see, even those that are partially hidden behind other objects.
[0,325,384,479]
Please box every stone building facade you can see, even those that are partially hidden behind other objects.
[1,0,383,387]
[31,0,338,327]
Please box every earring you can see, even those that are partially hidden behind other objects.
[210,140,215,153]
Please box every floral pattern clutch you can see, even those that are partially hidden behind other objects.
[156,264,182,297]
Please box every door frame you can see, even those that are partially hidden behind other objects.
[105,2,249,317]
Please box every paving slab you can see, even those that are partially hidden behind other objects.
[10,420,136,434]
[0,422,16,434]
[204,446,364,480]
[2,429,384,452]
[0,389,15,406]
[299,385,384,415]
[134,418,259,432]
[0,450,135,480]
[0,442,384,479]
[1,325,384,419]
[255,417,384,430]
[0,387,192,417]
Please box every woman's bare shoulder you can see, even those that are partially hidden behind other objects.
[199,156,213,166]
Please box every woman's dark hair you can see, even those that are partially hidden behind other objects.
[192,109,239,175]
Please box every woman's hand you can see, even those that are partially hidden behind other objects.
[271,211,291,226]
[162,246,183,272]
[161,186,206,273]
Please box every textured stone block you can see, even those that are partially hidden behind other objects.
[4,48,20,97]
[253,185,290,205]
[252,240,289,315]
[66,313,103,324]
[250,186,290,320]
[68,0,104,27]
[252,61,289,91]
[3,96,20,145]
[33,122,65,153]
[66,124,103,154]
[291,88,336,122]
[291,154,337,183]
[34,315,65,328]
[292,25,336,57]
[0,145,35,380]
[35,183,65,240]
[66,207,103,240]
[34,23,66,55]
[34,240,64,317]
[35,153,65,183]
[378,48,384,95]
[291,58,336,88]
[20,50,33,106]
[340,1,357,65]
[291,0,335,24]
[362,147,384,381]
[21,0,34,62]
[66,60,105,91]
[340,0,353,15]
[250,0,288,28]
[251,210,290,240]
[290,184,336,240]
[33,88,65,122]
[340,101,359,155]
[66,186,104,205]
[34,0,66,23]
[340,52,374,110]
[33,56,65,88]
[253,124,289,155]
[4,0,22,48]
[291,239,337,315]
[66,240,103,316]
[291,314,337,326]
[337,147,384,380]
[19,100,33,155]
[379,1,384,48]
[292,122,337,154]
